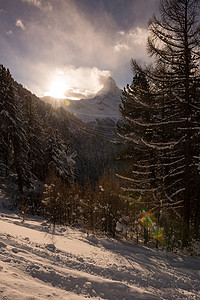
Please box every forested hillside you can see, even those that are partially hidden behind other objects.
[0,65,120,207]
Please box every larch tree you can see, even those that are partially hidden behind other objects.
[145,0,200,234]
[119,0,200,242]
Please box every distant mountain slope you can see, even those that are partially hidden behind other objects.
[67,77,122,122]
[43,77,122,123]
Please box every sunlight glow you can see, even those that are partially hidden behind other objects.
[44,67,111,100]
[45,73,68,99]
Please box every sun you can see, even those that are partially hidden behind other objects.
[45,73,68,99]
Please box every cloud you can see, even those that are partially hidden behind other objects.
[10,0,114,95]
[21,0,41,7]
[63,67,111,93]
[0,8,6,13]
[113,27,149,53]
[21,0,52,11]
[16,19,25,30]
[65,88,95,100]
[113,43,130,53]
[44,66,111,99]
[2,0,157,96]
[6,30,13,35]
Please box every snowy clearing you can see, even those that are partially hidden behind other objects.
[0,210,200,300]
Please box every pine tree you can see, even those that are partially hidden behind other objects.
[22,95,46,180]
[41,168,65,227]
[45,129,75,184]
[95,170,124,237]
[0,65,17,177]
[0,65,31,193]
[118,73,158,196]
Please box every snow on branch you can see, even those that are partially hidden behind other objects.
[162,157,185,167]
[131,157,184,169]
[164,178,182,190]
[167,170,185,179]
[125,116,185,127]
[170,188,185,199]
[117,133,140,145]
[141,134,187,150]
[131,170,151,175]
[163,166,185,180]
[164,193,182,218]
[169,206,182,218]
[131,96,149,107]
[116,174,151,183]
[164,192,176,203]
[162,199,184,207]
[121,187,158,192]
[171,91,185,103]
[194,156,200,160]
[119,195,154,204]
[190,103,200,110]
[131,163,152,169]
[177,127,200,131]
[167,164,185,175]
[126,92,149,108]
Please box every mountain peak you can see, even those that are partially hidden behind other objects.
[96,76,121,97]
[48,76,123,123]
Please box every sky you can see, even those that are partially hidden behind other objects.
[0,0,159,99]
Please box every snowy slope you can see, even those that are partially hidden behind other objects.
[66,77,122,122]
[0,206,200,300]
[43,77,122,123]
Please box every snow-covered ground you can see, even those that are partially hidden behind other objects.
[0,204,200,299]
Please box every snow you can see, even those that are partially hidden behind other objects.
[0,202,200,299]
[66,77,122,123]
[125,116,186,127]
[141,134,187,150]
[43,77,122,123]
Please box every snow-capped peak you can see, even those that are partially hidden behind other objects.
[96,76,121,97]
[42,76,122,123]
[61,76,122,123]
